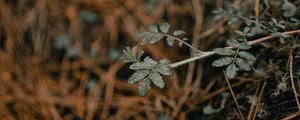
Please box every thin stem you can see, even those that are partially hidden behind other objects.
[169,51,215,68]
[164,34,202,53]
[233,48,240,62]
[281,111,300,120]
[288,50,300,111]
[169,29,300,68]
[223,71,244,120]
[248,29,300,45]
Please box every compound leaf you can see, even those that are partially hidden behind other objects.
[136,32,152,38]
[212,57,234,67]
[120,47,144,63]
[226,63,237,79]
[235,30,244,36]
[128,70,149,84]
[282,0,297,17]
[166,36,176,46]
[173,30,186,36]
[156,59,172,76]
[149,72,165,88]
[139,78,151,96]
[148,25,158,33]
[129,57,157,70]
[238,51,256,61]
[239,42,251,50]
[214,48,236,55]
[145,33,164,44]
[226,39,240,48]
[228,16,239,25]
[160,23,170,33]
[236,58,251,71]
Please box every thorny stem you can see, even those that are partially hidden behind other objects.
[164,34,202,53]
[169,29,300,68]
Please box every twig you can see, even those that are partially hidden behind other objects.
[254,0,260,27]
[246,79,261,120]
[169,51,215,68]
[251,81,267,120]
[281,111,300,120]
[169,29,300,68]
[248,29,300,45]
[223,71,244,120]
[289,50,300,111]
[164,34,202,53]
[199,80,250,103]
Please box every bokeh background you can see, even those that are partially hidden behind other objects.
[1,0,299,119]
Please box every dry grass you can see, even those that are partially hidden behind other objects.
[0,0,299,119]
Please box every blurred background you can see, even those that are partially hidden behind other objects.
[1,0,299,119]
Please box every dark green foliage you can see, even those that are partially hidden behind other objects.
[213,38,256,79]
[136,23,188,47]
[123,2,299,95]
[121,47,172,96]
[120,47,144,63]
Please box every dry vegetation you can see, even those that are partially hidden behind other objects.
[0,0,300,120]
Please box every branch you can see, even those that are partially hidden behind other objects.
[169,29,300,68]
[223,72,244,120]
[288,50,300,111]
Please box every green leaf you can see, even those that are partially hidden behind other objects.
[275,23,285,29]
[148,25,158,33]
[120,47,144,63]
[212,9,221,14]
[243,27,251,33]
[166,36,176,46]
[149,72,165,88]
[178,42,183,47]
[137,50,144,62]
[239,42,251,50]
[245,19,252,26]
[136,32,153,45]
[282,0,297,17]
[228,16,239,25]
[214,48,235,55]
[212,9,225,20]
[183,38,189,41]
[290,18,300,23]
[160,23,170,33]
[236,58,251,71]
[156,59,172,76]
[203,105,222,115]
[235,30,244,36]
[129,57,157,70]
[226,64,237,79]
[145,33,164,44]
[213,14,225,21]
[139,78,151,96]
[212,57,234,67]
[173,30,186,36]
[179,38,189,47]
[136,32,151,38]
[128,70,149,84]
[238,51,256,61]
[226,39,240,48]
